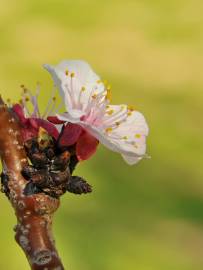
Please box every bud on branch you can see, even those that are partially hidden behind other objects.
[0,98,64,270]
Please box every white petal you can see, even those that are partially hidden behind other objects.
[56,104,149,164]
[55,124,64,133]
[89,107,148,162]
[44,60,106,117]
[121,155,143,165]
[56,111,84,123]
[79,117,147,157]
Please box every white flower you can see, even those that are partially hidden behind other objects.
[44,60,149,165]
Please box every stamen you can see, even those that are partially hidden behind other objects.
[128,105,135,111]
[127,112,132,116]
[105,89,111,101]
[20,84,28,94]
[103,104,128,126]
[19,99,23,104]
[122,136,128,140]
[92,93,97,99]
[33,82,41,117]
[20,84,41,117]
[54,102,64,114]
[48,96,57,116]
[106,109,114,115]
[65,70,69,76]
[77,86,86,109]
[85,84,106,114]
[7,98,11,107]
[103,79,108,86]
[42,88,57,118]
[70,73,77,107]
[115,121,120,126]
[135,134,141,138]
[105,127,113,133]
[21,95,31,116]
[70,72,75,78]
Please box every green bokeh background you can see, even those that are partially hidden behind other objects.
[0,1,203,269]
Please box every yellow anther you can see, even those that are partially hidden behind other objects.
[122,136,128,140]
[65,70,69,76]
[70,72,75,78]
[39,127,47,136]
[127,112,132,116]
[128,105,135,111]
[92,93,97,99]
[7,98,11,103]
[52,96,57,101]
[115,121,120,126]
[107,109,114,115]
[106,105,110,109]
[81,86,86,92]
[25,97,30,102]
[135,134,141,138]
[23,88,28,93]
[105,127,113,133]
[19,99,23,104]
[38,127,51,149]
[103,79,108,86]
[105,89,112,101]
[20,84,25,89]
[106,84,111,91]
[97,80,102,84]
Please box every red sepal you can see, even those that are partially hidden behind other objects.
[58,123,83,147]
[47,116,66,125]
[76,131,99,161]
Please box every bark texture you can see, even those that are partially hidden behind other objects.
[0,99,64,270]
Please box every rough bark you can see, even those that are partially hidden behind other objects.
[0,98,64,270]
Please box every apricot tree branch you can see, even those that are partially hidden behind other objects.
[0,98,64,270]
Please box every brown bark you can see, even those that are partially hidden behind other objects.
[0,98,64,270]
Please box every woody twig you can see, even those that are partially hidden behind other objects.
[0,98,64,270]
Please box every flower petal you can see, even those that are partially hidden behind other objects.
[58,123,83,147]
[103,107,148,157]
[79,108,148,164]
[21,127,38,142]
[76,131,99,161]
[47,116,66,124]
[56,111,84,124]
[44,60,106,118]
[12,104,27,125]
[29,118,39,129]
[121,155,143,165]
[44,61,149,165]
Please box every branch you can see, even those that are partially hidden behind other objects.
[0,98,64,270]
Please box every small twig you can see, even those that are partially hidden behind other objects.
[0,98,64,270]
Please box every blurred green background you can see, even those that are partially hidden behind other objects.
[0,0,203,269]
